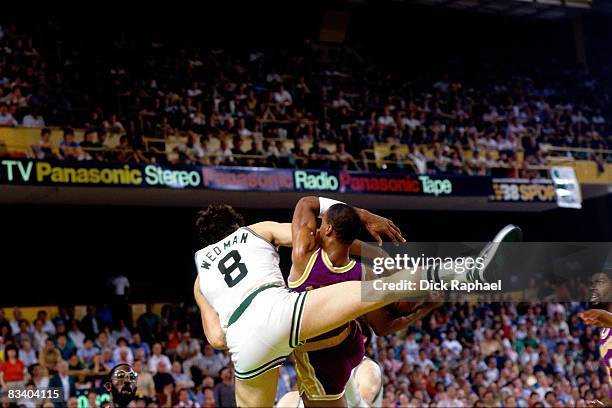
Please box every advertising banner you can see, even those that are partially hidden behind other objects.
[0,159,558,204]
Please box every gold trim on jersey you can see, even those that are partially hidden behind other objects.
[299,326,351,352]
[322,250,356,274]
[294,348,345,400]
[288,249,320,288]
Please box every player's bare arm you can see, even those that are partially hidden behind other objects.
[579,309,612,328]
[289,196,404,281]
[365,302,443,336]
[193,276,227,350]
[247,221,293,247]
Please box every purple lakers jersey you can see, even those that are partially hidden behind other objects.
[601,328,612,387]
[289,248,365,399]
[288,248,363,291]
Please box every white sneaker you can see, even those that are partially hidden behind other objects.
[468,224,523,283]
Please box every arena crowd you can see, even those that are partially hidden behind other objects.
[0,300,608,407]
[0,23,610,178]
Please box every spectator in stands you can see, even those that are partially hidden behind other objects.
[39,338,61,375]
[334,142,358,170]
[31,318,49,351]
[103,113,125,136]
[172,361,195,390]
[0,344,25,391]
[101,348,115,368]
[36,311,56,335]
[177,388,200,407]
[308,139,331,169]
[21,107,45,127]
[192,344,224,378]
[95,332,111,353]
[176,330,201,364]
[112,338,134,366]
[274,84,293,107]
[8,308,25,335]
[0,103,17,127]
[79,128,103,161]
[81,306,100,339]
[14,320,33,347]
[29,364,49,390]
[76,338,98,366]
[31,128,56,160]
[56,333,76,361]
[153,360,175,394]
[49,361,76,404]
[67,320,85,350]
[130,332,150,361]
[111,321,132,345]
[213,367,236,407]
[18,340,36,367]
[176,131,205,165]
[66,354,87,383]
[137,304,159,344]
[133,359,156,399]
[59,128,80,161]
[88,353,111,383]
[149,343,171,374]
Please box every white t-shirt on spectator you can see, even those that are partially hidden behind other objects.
[19,348,38,367]
[111,276,130,296]
[266,73,282,83]
[378,115,395,127]
[42,320,56,335]
[332,99,350,109]
[441,338,463,355]
[497,139,515,151]
[113,346,135,365]
[149,354,172,373]
[22,114,45,127]
[507,123,526,135]
[0,112,17,127]
[69,329,85,349]
[274,90,292,106]
[402,117,421,130]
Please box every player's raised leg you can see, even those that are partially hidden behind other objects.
[298,274,425,342]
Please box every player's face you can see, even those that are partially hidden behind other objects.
[110,364,138,402]
[590,273,611,305]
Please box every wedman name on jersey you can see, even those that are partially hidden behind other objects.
[200,232,249,269]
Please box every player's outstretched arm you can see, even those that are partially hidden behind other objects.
[579,309,612,328]
[293,196,405,246]
[193,276,227,350]
[247,221,293,247]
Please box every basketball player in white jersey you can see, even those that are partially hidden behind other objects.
[193,196,519,407]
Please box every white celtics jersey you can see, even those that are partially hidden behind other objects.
[195,226,285,328]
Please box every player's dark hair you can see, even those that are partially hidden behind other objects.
[196,204,245,247]
[325,204,361,245]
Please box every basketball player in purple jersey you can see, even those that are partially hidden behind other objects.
[288,197,440,407]
[579,267,612,407]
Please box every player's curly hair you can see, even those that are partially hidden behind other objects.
[196,204,245,247]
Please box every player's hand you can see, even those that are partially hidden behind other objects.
[357,209,405,245]
[587,400,605,407]
[579,309,612,328]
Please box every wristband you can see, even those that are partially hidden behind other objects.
[319,197,345,216]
